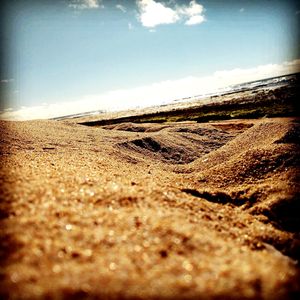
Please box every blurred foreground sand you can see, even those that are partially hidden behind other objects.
[0,117,299,299]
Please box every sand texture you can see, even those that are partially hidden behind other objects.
[0,116,300,299]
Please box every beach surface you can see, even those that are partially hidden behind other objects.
[0,110,299,299]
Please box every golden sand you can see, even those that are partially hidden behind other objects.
[0,117,299,299]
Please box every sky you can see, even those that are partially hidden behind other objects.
[0,0,299,120]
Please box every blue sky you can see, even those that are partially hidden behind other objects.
[0,0,299,119]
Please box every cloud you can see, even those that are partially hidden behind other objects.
[116,4,126,13]
[213,60,300,84]
[0,79,14,83]
[185,15,205,25]
[177,0,205,25]
[240,8,245,13]
[128,22,134,30]
[1,59,299,121]
[136,0,205,28]
[69,0,102,10]
[137,0,180,28]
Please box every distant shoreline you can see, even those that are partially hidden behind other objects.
[76,79,299,127]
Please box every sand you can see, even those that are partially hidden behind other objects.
[0,116,299,299]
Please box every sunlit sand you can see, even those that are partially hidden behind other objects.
[0,81,299,299]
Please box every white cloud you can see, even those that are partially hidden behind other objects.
[136,0,205,28]
[213,60,300,84]
[128,22,134,30]
[178,0,205,25]
[185,15,205,25]
[178,0,203,16]
[1,59,299,121]
[137,0,180,28]
[178,0,206,25]
[69,0,102,10]
[0,78,14,83]
[116,4,126,13]
[240,8,245,13]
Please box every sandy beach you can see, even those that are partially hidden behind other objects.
[1,0,300,297]
[0,111,299,299]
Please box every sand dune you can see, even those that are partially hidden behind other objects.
[0,116,299,299]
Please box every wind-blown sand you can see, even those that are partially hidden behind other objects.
[0,116,299,299]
